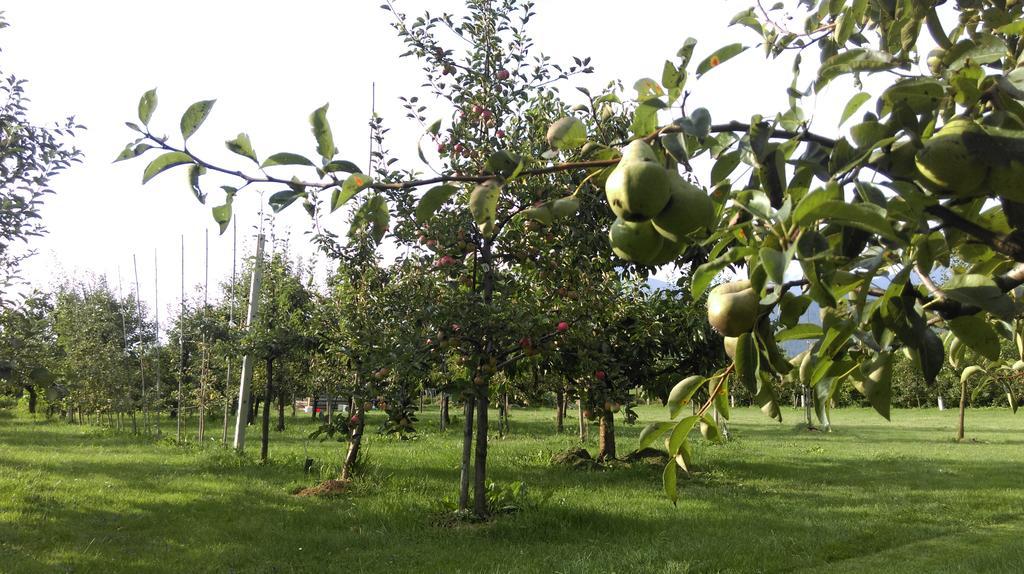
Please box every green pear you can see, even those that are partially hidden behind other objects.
[646,233,684,266]
[707,280,759,336]
[723,336,738,359]
[853,352,893,420]
[608,218,664,264]
[605,159,671,222]
[915,118,989,197]
[620,139,659,163]
[652,174,714,243]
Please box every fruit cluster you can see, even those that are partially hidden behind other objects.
[604,140,715,265]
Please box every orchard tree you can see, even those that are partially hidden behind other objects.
[0,290,55,413]
[0,13,82,304]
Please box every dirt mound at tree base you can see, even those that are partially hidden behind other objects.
[295,479,350,497]
[550,447,601,470]
[621,447,670,464]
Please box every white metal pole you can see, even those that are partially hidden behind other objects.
[233,233,265,451]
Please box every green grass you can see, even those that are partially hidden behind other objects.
[1,404,1022,573]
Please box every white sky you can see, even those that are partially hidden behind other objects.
[4,0,875,329]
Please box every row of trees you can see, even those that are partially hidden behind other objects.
[111,0,1024,512]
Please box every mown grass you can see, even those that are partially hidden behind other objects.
[1,404,1022,573]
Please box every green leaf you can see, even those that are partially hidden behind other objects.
[142,152,193,184]
[324,160,362,174]
[734,333,758,395]
[941,274,1017,320]
[946,34,1007,71]
[261,153,315,168]
[667,376,705,419]
[114,143,153,163]
[212,197,233,235]
[663,461,678,505]
[881,78,945,115]
[696,44,747,77]
[180,99,216,141]
[630,101,661,137]
[469,179,501,236]
[839,92,871,127]
[484,150,524,178]
[710,150,741,184]
[961,364,987,386]
[268,190,303,212]
[415,185,458,222]
[349,194,389,244]
[815,49,897,91]
[310,103,336,161]
[639,422,675,450]
[225,133,257,164]
[795,200,899,242]
[759,247,787,285]
[996,20,1024,35]
[947,316,1000,361]
[776,324,823,341]
[138,88,157,126]
[331,173,373,212]
[187,164,207,204]
[667,415,701,455]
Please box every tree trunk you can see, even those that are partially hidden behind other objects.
[26,386,37,414]
[598,409,616,461]
[248,391,258,425]
[440,393,450,431]
[260,357,273,462]
[340,402,364,481]
[497,393,506,438]
[458,396,475,512]
[277,386,286,432]
[473,391,489,517]
[555,388,565,433]
[957,376,968,441]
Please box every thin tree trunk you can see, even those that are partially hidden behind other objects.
[277,387,286,431]
[26,386,37,414]
[555,388,565,433]
[458,396,475,512]
[221,397,230,445]
[957,376,968,441]
[440,393,450,431]
[497,394,506,438]
[260,357,273,462]
[578,398,586,442]
[598,409,616,461]
[326,392,333,426]
[473,391,489,517]
[503,393,510,435]
[340,402,365,481]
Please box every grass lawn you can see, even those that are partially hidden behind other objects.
[1,404,1022,573]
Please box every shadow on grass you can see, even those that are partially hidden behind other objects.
[3,412,1024,573]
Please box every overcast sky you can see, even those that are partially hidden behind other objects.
[5,0,866,328]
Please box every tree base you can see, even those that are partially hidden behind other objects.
[294,479,350,497]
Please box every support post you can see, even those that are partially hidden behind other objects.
[233,233,265,452]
